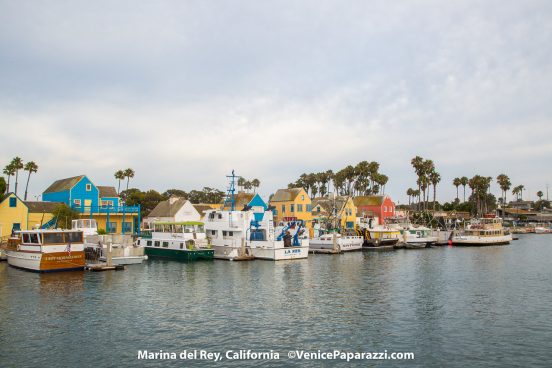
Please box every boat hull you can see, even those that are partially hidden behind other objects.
[6,250,85,272]
[309,239,363,252]
[251,246,309,260]
[452,234,512,246]
[144,246,214,261]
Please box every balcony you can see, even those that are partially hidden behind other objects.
[71,204,141,214]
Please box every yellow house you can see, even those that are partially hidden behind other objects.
[269,188,313,228]
[311,196,357,230]
[0,193,58,240]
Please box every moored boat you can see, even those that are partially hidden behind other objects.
[452,217,512,246]
[2,229,85,272]
[205,208,309,261]
[399,225,438,248]
[309,232,363,252]
[136,222,214,261]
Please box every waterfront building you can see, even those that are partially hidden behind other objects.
[42,175,140,234]
[144,197,201,227]
[0,193,60,239]
[353,195,396,225]
[311,196,357,230]
[269,188,313,229]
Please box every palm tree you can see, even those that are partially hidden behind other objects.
[512,186,520,201]
[377,174,389,195]
[114,170,125,194]
[411,156,424,210]
[453,177,461,200]
[23,161,38,200]
[3,163,15,194]
[123,168,135,192]
[537,191,543,200]
[460,176,468,202]
[429,171,441,211]
[237,177,246,192]
[251,179,260,193]
[244,181,252,193]
[496,174,511,206]
[10,157,24,196]
[406,188,414,206]
[518,185,525,200]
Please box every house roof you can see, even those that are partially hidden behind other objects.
[147,197,187,218]
[192,204,214,216]
[270,188,305,202]
[23,201,63,213]
[97,186,118,198]
[43,175,85,193]
[312,197,349,214]
[223,191,255,210]
[353,195,387,207]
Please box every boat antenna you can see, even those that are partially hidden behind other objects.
[223,170,237,211]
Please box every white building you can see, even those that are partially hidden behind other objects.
[144,197,201,227]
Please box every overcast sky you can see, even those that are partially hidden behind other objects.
[1,0,551,203]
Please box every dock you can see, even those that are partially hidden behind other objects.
[309,248,341,254]
[85,263,125,272]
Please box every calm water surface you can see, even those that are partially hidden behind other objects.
[1,235,551,367]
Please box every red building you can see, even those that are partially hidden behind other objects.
[353,195,395,225]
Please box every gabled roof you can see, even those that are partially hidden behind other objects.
[353,195,387,207]
[23,201,63,213]
[270,188,306,202]
[312,196,350,214]
[192,204,214,216]
[248,194,267,209]
[43,175,85,193]
[223,191,255,210]
[97,186,118,198]
[147,197,187,218]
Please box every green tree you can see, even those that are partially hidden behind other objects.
[537,190,544,200]
[251,179,260,193]
[460,176,469,202]
[0,177,6,200]
[10,157,24,196]
[429,171,441,211]
[123,168,135,192]
[23,161,38,200]
[453,177,461,200]
[162,189,188,199]
[53,204,80,229]
[496,174,511,206]
[114,170,125,194]
[3,163,15,194]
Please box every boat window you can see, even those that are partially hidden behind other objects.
[211,230,216,236]
[154,241,160,247]
[162,241,169,248]
[66,232,83,243]
[22,233,31,243]
[29,233,40,244]
[147,240,152,246]
[184,226,193,233]
[197,225,204,232]
[43,233,64,244]
[180,243,184,249]
[218,214,222,219]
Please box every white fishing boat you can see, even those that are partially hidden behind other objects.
[136,222,214,261]
[205,209,309,261]
[452,217,512,246]
[2,229,85,272]
[534,226,552,234]
[309,232,363,252]
[399,225,438,248]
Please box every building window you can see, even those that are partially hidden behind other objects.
[383,206,387,213]
[101,200,114,208]
[74,199,81,207]
[301,195,304,200]
[9,197,16,207]
[122,222,132,233]
[281,205,285,213]
[297,204,303,212]
[290,204,295,213]
[306,204,312,212]
[273,209,278,216]
[107,222,117,233]
[86,184,92,191]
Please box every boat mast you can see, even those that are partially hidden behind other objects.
[223,170,237,211]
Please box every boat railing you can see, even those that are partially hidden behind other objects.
[71,204,141,214]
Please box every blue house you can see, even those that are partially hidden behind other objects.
[42,175,140,234]
[248,194,268,222]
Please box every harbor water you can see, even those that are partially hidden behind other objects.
[1,235,551,367]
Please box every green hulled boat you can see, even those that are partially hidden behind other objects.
[137,222,214,262]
